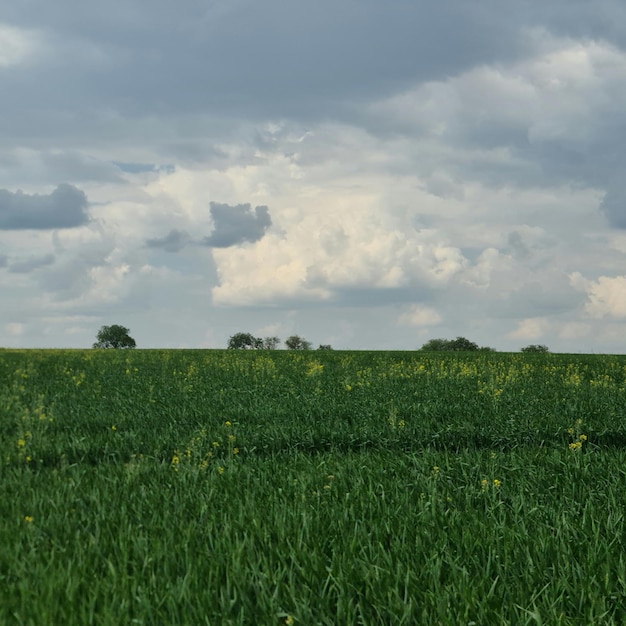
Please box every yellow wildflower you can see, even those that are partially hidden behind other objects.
[24,516,33,523]
[579,434,587,441]
[232,448,239,455]
[493,479,501,488]
[224,421,231,427]
[217,466,225,474]
[285,616,294,625]
[228,434,236,442]
[212,441,220,447]
[111,425,117,431]
[17,439,25,448]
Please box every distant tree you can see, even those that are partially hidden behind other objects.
[317,344,333,350]
[419,336,480,352]
[228,332,262,350]
[261,336,281,350]
[419,338,452,351]
[448,337,480,351]
[479,346,497,352]
[285,335,312,350]
[521,344,550,353]
[93,325,136,349]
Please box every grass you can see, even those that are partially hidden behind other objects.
[1,349,626,624]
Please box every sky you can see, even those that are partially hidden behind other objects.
[2,0,626,352]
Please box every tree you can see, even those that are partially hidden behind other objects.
[261,336,281,350]
[521,344,549,353]
[227,332,262,349]
[448,336,479,351]
[284,335,312,350]
[420,338,454,351]
[419,336,480,352]
[93,325,136,349]
[317,344,333,350]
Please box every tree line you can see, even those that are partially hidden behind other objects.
[227,332,332,351]
[91,324,549,354]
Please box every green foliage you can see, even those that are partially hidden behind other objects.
[521,344,550,353]
[92,324,136,349]
[1,349,626,624]
[227,332,263,349]
[420,336,481,351]
[261,336,281,350]
[284,335,312,350]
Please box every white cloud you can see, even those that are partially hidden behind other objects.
[370,29,626,152]
[507,317,550,340]
[398,305,442,327]
[0,23,42,68]
[558,322,591,340]
[573,274,626,319]
[5,322,24,336]
[210,193,468,306]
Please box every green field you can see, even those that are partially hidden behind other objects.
[1,349,626,625]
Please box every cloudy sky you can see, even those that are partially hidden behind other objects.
[2,0,626,351]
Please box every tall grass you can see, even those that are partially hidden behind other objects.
[1,349,625,624]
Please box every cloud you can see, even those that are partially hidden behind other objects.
[8,253,55,273]
[0,184,89,230]
[0,22,42,68]
[571,272,626,319]
[398,305,442,327]
[146,229,190,253]
[600,182,626,228]
[203,202,272,248]
[507,317,550,340]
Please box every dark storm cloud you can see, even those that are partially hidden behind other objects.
[203,202,271,247]
[146,229,191,253]
[8,253,55,273]
[0,184,89,230]
[0,0,527,132]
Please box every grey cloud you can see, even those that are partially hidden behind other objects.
[114,161,157,174]
[0,255,7,267]
[38,242,115,301]
[0,184,89,230]
[507,232,531,260]
[600,183,626,228]
[203,202,271,247]
[40,152,123,183]
[484,278,586,319]
[146,229,191,253]
[0,1,527,135]
[9,253,55,273]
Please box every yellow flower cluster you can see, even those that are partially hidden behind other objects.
[481,478,502,491]
[170,420,241,472]
[567,419,588,452]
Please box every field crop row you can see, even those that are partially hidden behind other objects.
[1,349,626,624]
